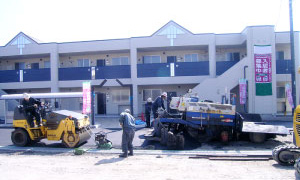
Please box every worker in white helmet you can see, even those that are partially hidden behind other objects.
[145,97,152,128]
[152,92,167,119]
[22,93,41,127]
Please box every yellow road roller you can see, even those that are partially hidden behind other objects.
[272,105,300,165]
[11,106,91,148]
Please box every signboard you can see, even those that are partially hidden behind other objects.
[285,84,294,109]
[254,45,272,96]
[254,54,272,83]
[239,78,247,105]
[82,81,91,114]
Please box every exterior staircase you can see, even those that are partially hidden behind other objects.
[192,57,249,102]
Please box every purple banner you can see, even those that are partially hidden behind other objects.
[285,84,294,109]
[239,79,247,105]
[254,54,272,83]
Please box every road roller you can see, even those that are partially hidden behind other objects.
[11,105,91,148]
[272,105,300,166]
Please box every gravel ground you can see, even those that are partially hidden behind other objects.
[0,152,295,180]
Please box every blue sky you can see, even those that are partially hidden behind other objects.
[0,0,299,46]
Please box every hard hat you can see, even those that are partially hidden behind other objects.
[161,92,167,97]
[124,109,131,113]
[147,98,152,102]
[23,93,30,99]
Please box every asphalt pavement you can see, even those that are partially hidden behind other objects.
[0,116,294,153]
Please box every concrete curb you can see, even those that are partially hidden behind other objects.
[0,145,272,156]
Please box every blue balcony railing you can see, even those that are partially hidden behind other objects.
[137,62,209,78]
[137,63,170,77]
[59,67,91,81]
[216,61,239,76]
[23,69,50,82]
[95,65,131,79]
[276,60,291,74]
[175,62,209,76]
[0,70,19,83]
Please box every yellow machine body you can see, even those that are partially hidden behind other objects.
[12,109,91,148]
[293,105,300,147]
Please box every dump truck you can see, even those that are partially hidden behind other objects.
[147,94,290,149]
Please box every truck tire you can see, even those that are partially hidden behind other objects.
[272,145,299,166]
[160,128,168,146]
[154,120,162,137]
[176,134,185,150]
[249,133,266,143]
[11,128,29,147]
[167,132,177,149]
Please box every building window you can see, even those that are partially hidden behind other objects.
[112,90,130,103]
[111,57,129,65]
[226,52,240,61]
[184,54,198,62]
[77,59,90,67]
[44,61,50,68]
[277,87,285,98]
[276,51,284,60]
[143,56,161,64]
[143,89,162,101]
[15,62,25,70]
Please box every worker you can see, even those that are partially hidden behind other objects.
[119,109,135,158]
[152,92,167,119]
[145,98,152,128]
[22,93,41,127]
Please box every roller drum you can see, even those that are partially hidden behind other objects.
[62,126,91,148]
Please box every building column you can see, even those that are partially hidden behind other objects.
[132,84,138,117]
[209,35,216,77]
[130,44,139,116]
[246,26,277,115]
[50,44,59,93]
[295,33,300,106]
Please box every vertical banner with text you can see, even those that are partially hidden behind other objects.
[82,81,91,114]
[285,84,294,109]
[254,45,272,96]
[239,78,247,104]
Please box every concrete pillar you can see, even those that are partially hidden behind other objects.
[246,26,277,115]
[295,32,300,106]
[50,44,59,93]
[132,84,138,117]
[130,43,138,116]
[209,35,216,77]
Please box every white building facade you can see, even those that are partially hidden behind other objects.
[0,21,299,120]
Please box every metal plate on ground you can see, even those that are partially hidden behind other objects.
[242,122,289,135]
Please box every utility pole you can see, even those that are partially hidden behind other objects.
[289,0,296,113]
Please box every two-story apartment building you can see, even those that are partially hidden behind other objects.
[0,21,299,122]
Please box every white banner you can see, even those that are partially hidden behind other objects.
[82,81,91,114]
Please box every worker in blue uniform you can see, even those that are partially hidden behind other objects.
[119,109,135,158]
[152,92,167,119]
[145,98,152,128]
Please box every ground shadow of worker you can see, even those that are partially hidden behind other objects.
[94,157,124,165]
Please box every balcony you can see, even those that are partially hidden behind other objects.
[0,70,19,83]
[137,61,209,78]
[59,66,131,81]
[175,62,209,76]
[59,67,91,81]
[137,63,170,77]
[95,65,131,79]
[216,61,239,76]
[23,69,50,82]
[276,60,291,74]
